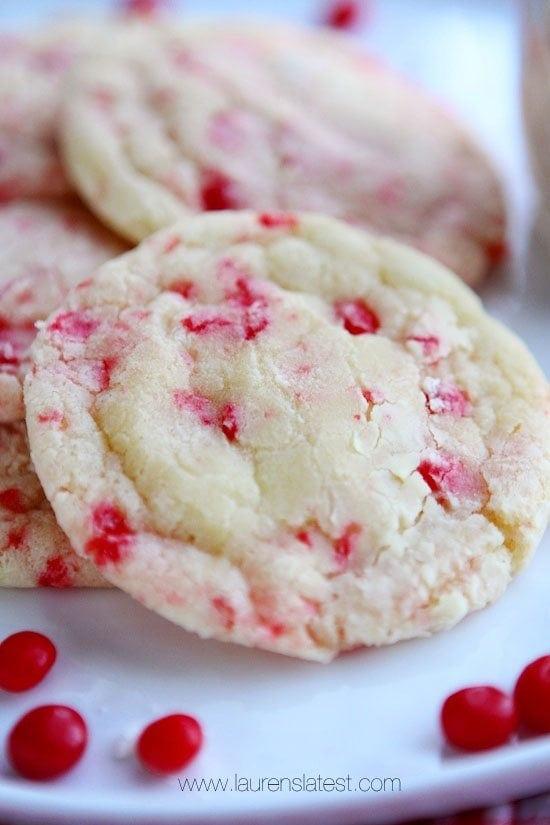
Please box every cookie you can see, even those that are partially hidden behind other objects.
[0,421,104,588]
[25,212,549,661]
[61,20,505,284]
[0,198,126,423]
[0,20,153,199]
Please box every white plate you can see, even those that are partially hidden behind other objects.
[0,1,549,823]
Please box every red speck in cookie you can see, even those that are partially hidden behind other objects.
[335,299,380,335]
[0,487,26,514]
[212,596,236,630]
[423,379,471,417]
[259,212,298,230]
[296,530,313,548]
[84,502,134,566]
[181,311,234,336]
[162,235,181,254]
[334,522,361,566]
[37,409,65,426]
[418,456,486,506]
[219,402,239,442]
[48,311,100,342]
[407,334,440,360]
[168,280,197,300]
[7,526,27,549]
[173,391,217,426]
[200,169,240,211]
[38,555,73,588]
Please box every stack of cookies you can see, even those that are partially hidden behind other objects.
[1,14,548,662]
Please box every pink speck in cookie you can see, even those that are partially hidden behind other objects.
[334,522,361,566]
[37,409,65,426]
[219,402,239,442]
[335,299,380,335]
[38,555,73,588]
[173,390,217,426]
[424,379,471,417]
[407,334,440,360]
[263,621,286,638]
[0,488,26,514]
[418,456,486,506]
[208,110,248,152]
[362,388,383,404]
[212,596,236,630]
[168,280,197,300]
[85,502,134,566]
[94,357,117,392]
[258,212,299,230]
[0,319,35,368]
[48,311,100,342]
[200,169,240,211]
[163,235,181,254]
[375,177,405,207]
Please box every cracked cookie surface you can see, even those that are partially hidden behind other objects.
[25,212,549,661]
[61,20,505,285]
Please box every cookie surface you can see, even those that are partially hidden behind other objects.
[0,421,104,588]
[0,198,126,423]
[61,20,505,284]
[25,212,549,661]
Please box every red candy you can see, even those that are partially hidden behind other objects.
[8,705,88,780]
[323,0,365,30]
[85,502,134,566]
[441,686,516,752]
[514,656,550,734]
[334,299,380,335]
[200,169,239,211]
[136,714,203,775]
[0,631,56,693]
